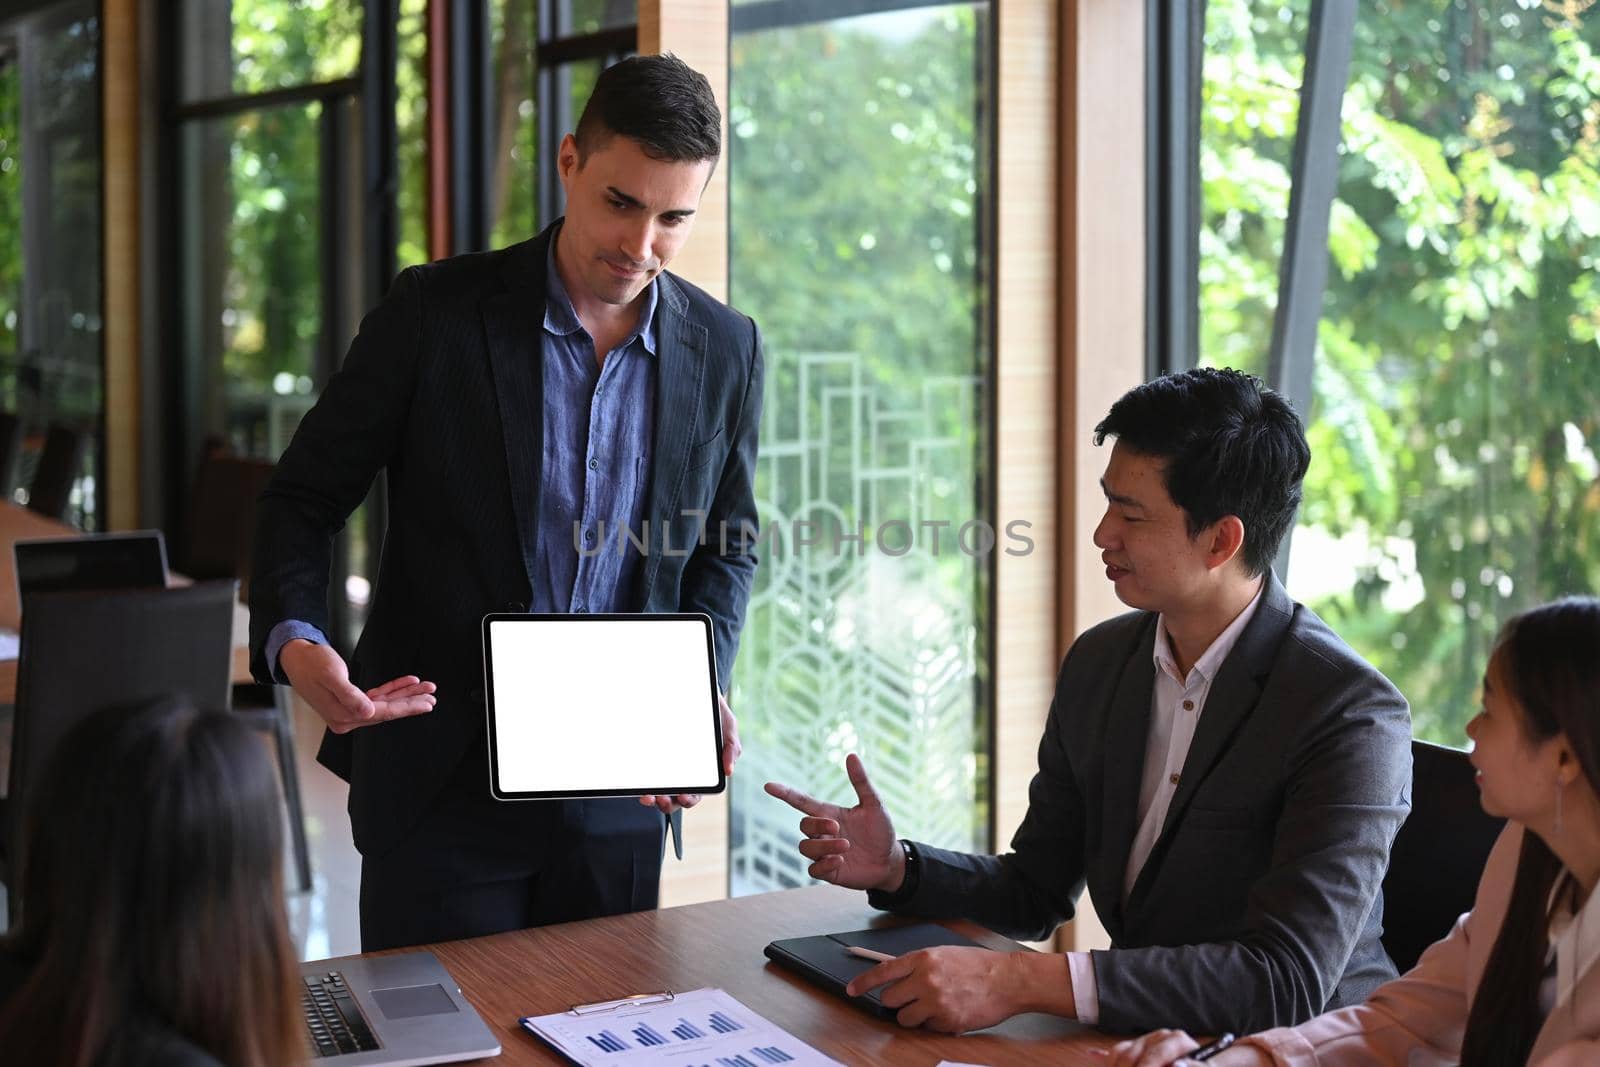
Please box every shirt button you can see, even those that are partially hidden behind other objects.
[595,385,604,396]
[585,529,595,541]
[1182,699,1195,711]
[588,458,598,470]
[1169,772,1181,786]
[574,605,588,613]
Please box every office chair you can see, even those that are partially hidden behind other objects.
[179,449,312,892]
[1379,739,1506,973]
[0,411,23,498]
[26,423,88,522]
[0,581,237,923]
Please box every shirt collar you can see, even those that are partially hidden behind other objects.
[1152,578,1266,687]
[543,227,659,357]
[1552,871,1600,1013]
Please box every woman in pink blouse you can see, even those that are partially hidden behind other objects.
[1111,596,1600,1067]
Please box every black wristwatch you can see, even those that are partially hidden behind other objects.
[867,839,922,909]
[894,838,921,898]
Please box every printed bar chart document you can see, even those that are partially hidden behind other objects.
[519,987,843,1067]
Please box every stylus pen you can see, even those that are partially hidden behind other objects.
[845,946,896,963]
[1189,1033,1236,1061]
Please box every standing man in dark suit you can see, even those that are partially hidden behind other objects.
[767,368,1411,1036]
[249,55,763,951]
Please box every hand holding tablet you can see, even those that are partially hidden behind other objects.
[639,690,742,813]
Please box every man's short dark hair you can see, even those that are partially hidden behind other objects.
[574,53,721,165]
[1094,367,1310,577]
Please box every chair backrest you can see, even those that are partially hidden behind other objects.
[1380,739,1507,973]
[6,581,238,873]
[0,410,23,497]
[26,423,88,522]
[180,453,276,589]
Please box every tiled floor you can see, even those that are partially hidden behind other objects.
[282,693,365,961]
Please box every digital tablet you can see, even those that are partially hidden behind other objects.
[481,613,725,801]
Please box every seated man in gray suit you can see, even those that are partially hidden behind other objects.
[767,367,1412,1036]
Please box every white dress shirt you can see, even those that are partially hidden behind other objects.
[1067,580,1266,1024]
[1545,870,1600,1021]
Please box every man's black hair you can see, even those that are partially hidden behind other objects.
[574,53,721,164]
[1094,367,1310,577]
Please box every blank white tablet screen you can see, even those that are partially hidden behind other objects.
[487,616,721,796]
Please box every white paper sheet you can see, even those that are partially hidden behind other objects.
[520,987,844,1067]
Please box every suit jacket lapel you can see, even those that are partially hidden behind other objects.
[1134,573,1293,889]
[1094,616,1160,937]
[639,273,708,596]
[482,229,554,591]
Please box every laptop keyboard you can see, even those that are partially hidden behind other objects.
[303,971,381,1058]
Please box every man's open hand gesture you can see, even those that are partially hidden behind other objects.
[764,753,906,893]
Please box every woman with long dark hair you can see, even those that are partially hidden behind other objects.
[1110,596,1600,1067]
[0,696,302,1066]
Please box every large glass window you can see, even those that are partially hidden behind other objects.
[727,2,994,895]
[173,1,370,645]
[489,0,537,248]
[395,0,428,268]
[0,1,103,527]
[179,104,323,460]
[1196,0,1600,742]
[178,0,361,102]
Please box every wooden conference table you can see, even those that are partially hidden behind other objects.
[0,501,254,703]
[350,884,1118,1066]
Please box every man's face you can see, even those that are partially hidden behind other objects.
[556,132,713,307]
[1092,440,1228,615]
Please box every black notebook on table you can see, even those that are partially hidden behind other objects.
[764,923,989,1020]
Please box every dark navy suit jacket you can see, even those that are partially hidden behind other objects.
[249,222,763,856]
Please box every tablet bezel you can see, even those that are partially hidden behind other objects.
[480,612,725,801]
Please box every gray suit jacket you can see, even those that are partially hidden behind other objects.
[871,575,1411,1034]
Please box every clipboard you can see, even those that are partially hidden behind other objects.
[567,990,676,1015]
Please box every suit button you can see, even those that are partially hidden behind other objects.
[502,601,526,613]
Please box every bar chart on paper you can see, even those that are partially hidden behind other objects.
[520,988,844,1067]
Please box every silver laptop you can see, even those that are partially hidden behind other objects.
[300,951,501,1064]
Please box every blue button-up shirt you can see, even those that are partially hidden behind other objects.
[532,233,658,614]
[266,232,659,675]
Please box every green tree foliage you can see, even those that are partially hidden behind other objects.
[0,46,22,374]
[727,7,992,881]
[199,0,361,412]
[1202,0,1600,741]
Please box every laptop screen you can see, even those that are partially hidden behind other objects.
[14,532,169,599]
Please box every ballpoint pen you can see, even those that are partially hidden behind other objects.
[1189,1032,1236,1061]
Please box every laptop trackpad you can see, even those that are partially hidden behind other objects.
[371,984,459,1019]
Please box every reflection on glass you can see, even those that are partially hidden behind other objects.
[396,0,429,268]
[490,0,537,247]
[179,0,362,102]
[1199,0,1600,742]
[727,4,992,896]
[181,104,321,459]
[0,2,103,527]
[564,0,635,35]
